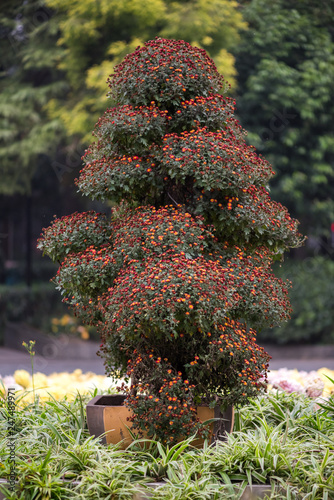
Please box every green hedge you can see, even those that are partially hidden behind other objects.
[258,256,334,344]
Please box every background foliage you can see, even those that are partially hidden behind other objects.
[234,0,334,244]
[44,0,245,142]
[0,0,333,345]
[0,0,66,195]
[258,256,334,344]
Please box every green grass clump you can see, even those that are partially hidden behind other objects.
[0,389,333,499]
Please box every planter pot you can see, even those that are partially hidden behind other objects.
[86,394,234,448]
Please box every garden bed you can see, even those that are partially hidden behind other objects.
[0,478,279,500]
[2,366,333,403]
[1,379,333,499]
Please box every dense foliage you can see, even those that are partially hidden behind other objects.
[0,0,66,195]
[38,38,303,443]
[234,0,334,244]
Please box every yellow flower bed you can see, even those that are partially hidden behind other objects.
[1,368,333,405]
[11,369,121,405]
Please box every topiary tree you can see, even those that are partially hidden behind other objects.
[38,38,304,444]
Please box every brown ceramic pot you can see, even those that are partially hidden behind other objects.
[86,394,234,448]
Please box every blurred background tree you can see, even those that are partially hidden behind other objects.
[44,0,246,143]
[233,0,334,343]
[234,0,334,248]
[0,0,66,195]
[0,0,333,344]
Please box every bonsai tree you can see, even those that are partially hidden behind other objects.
[38,38,303,443]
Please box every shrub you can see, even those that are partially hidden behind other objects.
[38,38,303,443]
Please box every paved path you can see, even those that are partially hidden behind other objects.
[1,346,333,377]
[0,346,106,376]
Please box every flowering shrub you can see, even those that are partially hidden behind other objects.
[107,38,226,106]
[38,212,111,262]
[118,353,209,444]
[92,103,171,155]
[38,38,304,444]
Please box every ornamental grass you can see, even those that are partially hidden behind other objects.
[0,387,333,499]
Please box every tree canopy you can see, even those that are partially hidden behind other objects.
[0,0,246,195]
[0,0,66,195]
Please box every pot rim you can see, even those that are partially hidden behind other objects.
[86,394,233,410]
